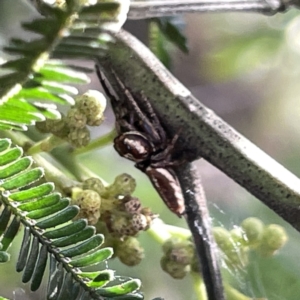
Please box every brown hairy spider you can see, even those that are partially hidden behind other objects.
[96,65,185,216]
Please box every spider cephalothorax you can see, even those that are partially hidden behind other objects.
[96,66,185,216]
[114,131,154,163]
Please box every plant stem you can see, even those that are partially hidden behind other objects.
[147,219,172,244]
[175,162,225,300]
[191,272,208,300]
[27,135,65,155]
[32,153,80,194]
[164,224,191,239]
[224,284,255,300]
[128,0,291,19]
[73,129,116,155]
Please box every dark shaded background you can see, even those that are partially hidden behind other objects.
[1,1,300,299]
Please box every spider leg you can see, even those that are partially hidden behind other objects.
[110,69,162,144]
[96,65,135,133]
[150,130,182,168]
[138,92,167,142]
[95,65,119,106]
[118,117,138,132]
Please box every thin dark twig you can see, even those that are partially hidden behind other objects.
[175,162,225,300]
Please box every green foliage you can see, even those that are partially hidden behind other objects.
[206,33,282,80]
[0,137,142,299]
[149,16,188,68]
[0,0,144,299]
[157,17,188,53]
[0,0,116,131]
[202,13,300,80]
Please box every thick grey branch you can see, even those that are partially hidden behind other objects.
[176,162,224,300]
[96,29,300,232]
[128,0,299,19]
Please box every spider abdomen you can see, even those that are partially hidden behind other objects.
[145,167,185,216]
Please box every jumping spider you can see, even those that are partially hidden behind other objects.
[96,65,185,216]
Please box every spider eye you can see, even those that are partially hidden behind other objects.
[114,133,152,162]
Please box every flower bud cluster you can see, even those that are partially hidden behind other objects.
[72,189,101,225]
[115,237,144,266]
[213,217,288,271]
[102,174,155,238]
[36,90,107,148]
[160,217,288,279]
[72,174,156,267]
[242,218,288,257]
[161,238,194,279]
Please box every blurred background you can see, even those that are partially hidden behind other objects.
[1,0,300,299]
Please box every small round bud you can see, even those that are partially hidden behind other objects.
[71,186,84,201]
[35,120,51,134]
[76,90,106,117]
[258,224,288,257]
[75,190,101,210]
[160,255,190,279]
[109,215,128,235]
[86,113,105,127]
[213,227,232,251]
[36,118,70,138]
[82,177,106,196]
[162,238,194,266]
[110,215,139,237]
[107,173,136,197]
[68,126,90,148]
[115,237,144,266]
[74,189,101,225]
[122,195,142,214]
[140,207,157,220]
[130,214,148,232]
[51,118,70,138]
[66,107,87,128]
[162,238,176,254]
[230,227,244,245]
[213,227,248,269]
[241,217,264,246]
[225,247,248,270]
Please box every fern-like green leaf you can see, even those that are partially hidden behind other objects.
[157,17,188,53]
[0,1,118,130]
[0,138,142,299]
[0,157,33,179]
[16,227,31,272]
[0,216,20,251]
[44,218,87,239]
[71,248,113,268]
[60,234,104,257]
[87,271,113,289]
[96,279,143,297]
[149,17,188,68]
[18,193,60,211]
[0,207,12,236]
